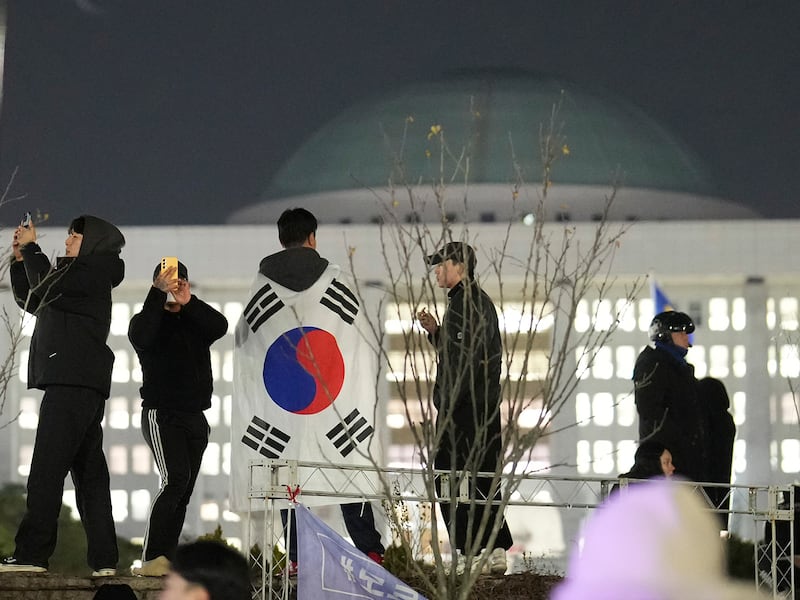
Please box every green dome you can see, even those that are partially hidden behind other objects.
[264,71,718,199]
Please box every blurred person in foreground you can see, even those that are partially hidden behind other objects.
[552,480,767,600]
[159,541,250,600]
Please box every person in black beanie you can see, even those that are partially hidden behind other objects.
[128,260,228,576]
[1,215,124,574]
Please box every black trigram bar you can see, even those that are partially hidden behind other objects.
[241,415,291,459]
[326,408,374,457]
[320,279,359,325]
[244,282,284,333]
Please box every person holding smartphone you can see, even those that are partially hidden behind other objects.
[128,259,228,576]
[1,214,125,575]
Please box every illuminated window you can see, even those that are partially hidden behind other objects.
[111,350,130,383]
[616,393,636,427]
[617,440,636,473]
[731,298,746,331]
[201,443,220,475]
[384,302,418,335]
[780,439,800,472]
[224,302,243,335]
[615,346,635,379]
[575,347,590,380]
[20,312,35,337]
[781,393,799,424]
[499,302,553,333]
[592,440,615,474]
[131,354,142,383]
[19,351,28,383]
[592,299,613,331]
[591,347,613,380]
[19,397,38,429]
[732,345,746,378]
[576,440,591,474]
[109,445,127,475]
[766,298,776,330]
[731,392,746,426]
[206,395,221,427]
[130,489,151,521]
[733,439,747,474]
[690,346,707,379]
[223,509,241,522]
[222,442,230,475]
[200,501,219,521]
[386,413,405,429]
[505,350,548,381]
[592,393,614,427]
[60,491,79,520]
[780,344,800,378]
[108,397,130,429]
[574,300,590,333]
[110,303,130,336]
[111,490,129,522]
[131,401,142,429]
[638,298,654,332]
[210,350,221,382]
[132,445,153,475]
[222,350,234,382]
[708,345,729,379]
[616,299,636,332]
[780,298,798,331]
[223,395,232,426]
[575,393,591,426]
[708,298,729,331]
[18,445,33,477]
[768,345,777,377]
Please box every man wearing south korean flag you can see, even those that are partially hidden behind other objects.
[231,208,384,574]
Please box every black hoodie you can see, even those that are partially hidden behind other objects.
[11,215,125,396]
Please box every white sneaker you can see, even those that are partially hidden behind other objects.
[131,555,171,577]
[487,547,507,575]
[91,568,117,577]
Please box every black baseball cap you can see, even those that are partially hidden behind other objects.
[426,242,476,272]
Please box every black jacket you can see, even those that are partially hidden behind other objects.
[431,280,503,471]
[633,345,707,482]
[10,215,125,397]
[128,286,228,412]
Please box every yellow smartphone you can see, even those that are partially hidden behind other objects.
[160,256,179,281]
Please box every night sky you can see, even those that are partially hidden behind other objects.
[0,1,797,226]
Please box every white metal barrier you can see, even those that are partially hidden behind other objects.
[243,460,794,600]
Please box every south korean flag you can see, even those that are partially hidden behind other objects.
[231,263,379,510]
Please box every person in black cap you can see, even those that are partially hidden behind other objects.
[2,215,124,574]
[417,241,513,575]
[633,310,708,483]
[128,259,228,576]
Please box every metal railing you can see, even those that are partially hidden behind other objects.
[243,460,794,600]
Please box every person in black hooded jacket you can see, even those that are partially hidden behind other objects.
[128,260,228,576]
[633,311,708,483]
[1,215,124,574]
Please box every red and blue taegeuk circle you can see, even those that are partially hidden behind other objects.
[263,327,345,414]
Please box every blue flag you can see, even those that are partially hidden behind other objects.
[651,279,694,344]
[650,279,674,314]
[296,503,427,600]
